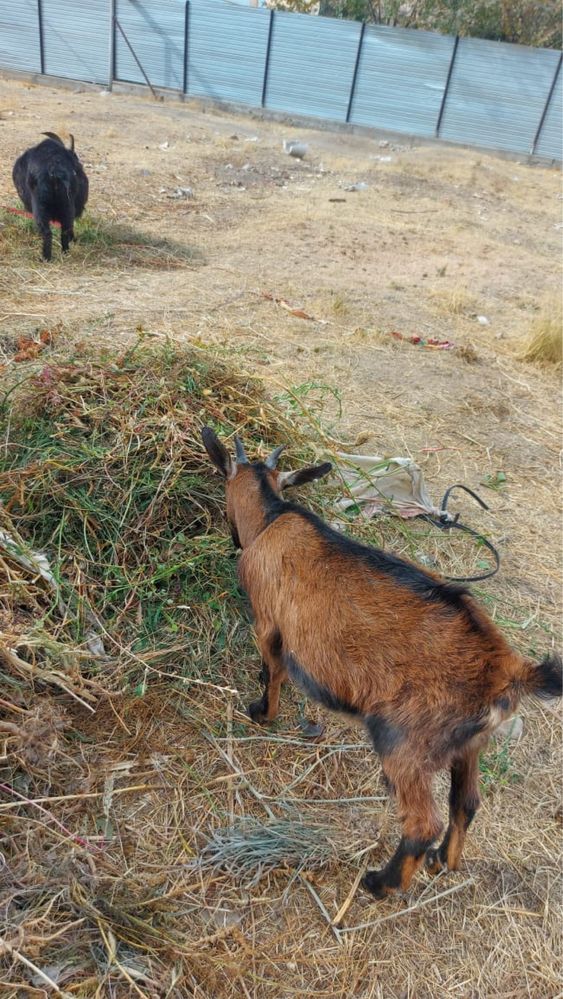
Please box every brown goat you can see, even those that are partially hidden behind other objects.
[202,428,562,899]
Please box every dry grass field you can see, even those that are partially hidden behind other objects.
[0,75,561,998]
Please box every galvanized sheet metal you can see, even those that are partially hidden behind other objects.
[534,67,562,160]
[42,0,109,83]
[187,0,269,104]
[350,25,455,136]
[115,0,185,91]
[439,37,561,154]
[264,10,361,121]
[0,0,41,73]
[0,0,561,161]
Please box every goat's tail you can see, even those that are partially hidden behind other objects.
[518,653,562,701]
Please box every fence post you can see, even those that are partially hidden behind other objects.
[261,9,274,108]
[436,34,459,137]
[108,0,116,90]
[346,21,366,124]
[37,0,45,75]
[531,52,562,155]
[183,0,190,95]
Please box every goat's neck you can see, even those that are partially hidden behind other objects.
[236,500,269,548]
[232,471,282,549]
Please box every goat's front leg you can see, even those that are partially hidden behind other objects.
[61,226,73,253]
[247,630,287,724]
[33,205,52,261]
[60,210,75,254]
[362,766,443,899]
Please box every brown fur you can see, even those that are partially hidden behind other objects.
[202,430,562,899]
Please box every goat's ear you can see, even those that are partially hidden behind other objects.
[201,427,234,478]
[279,461,332,490]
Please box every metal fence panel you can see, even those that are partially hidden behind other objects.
[187,0,269,104]
[350,25,455,136]
[534,68,562,160]
[0,0,561,162]
[0,0,41,73]
[42,0,109,83]
[115,0,185,91]
[439,37,561,154]
[264,11,361,121]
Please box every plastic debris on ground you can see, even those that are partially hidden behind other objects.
[390,330,455,349]
[262,291,327,323]
[283,140,308,159]
[165,186,194,200]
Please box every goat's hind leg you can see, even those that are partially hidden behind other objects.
[247,630,287,724]
[362,766,443,899]
[426,748,480,875]
[60,209,74,254]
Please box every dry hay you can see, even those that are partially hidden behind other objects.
[519,303,563,369]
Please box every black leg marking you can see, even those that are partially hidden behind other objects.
[362,836,434,899]
[426,752,480,873]
[283,652,359,715]
[365,713,405,756]
[247,660,270,724]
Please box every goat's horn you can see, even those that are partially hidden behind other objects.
[234,436,248,464]
[69,134,75,151]
[265,444,286,470]
[42,131,65,145]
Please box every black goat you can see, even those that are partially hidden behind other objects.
[12,132,89,261]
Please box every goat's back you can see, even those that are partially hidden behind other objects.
[12,139,89,217]
[239,510,520,725]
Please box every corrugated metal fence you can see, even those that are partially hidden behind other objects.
[1,0,561,160]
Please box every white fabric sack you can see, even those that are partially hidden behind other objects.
[333,452,445,521]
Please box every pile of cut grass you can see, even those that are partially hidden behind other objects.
[0,333,326,699]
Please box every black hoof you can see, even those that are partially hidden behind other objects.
[247,698,268,724]
[425,847,445,875]
[297,717,325,739]
[361,870,394,900]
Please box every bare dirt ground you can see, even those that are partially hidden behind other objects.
[0,76,561,998]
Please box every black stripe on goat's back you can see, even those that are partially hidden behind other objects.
[253,463,287,522]
[251,463,481,624]
[283,652,361,716]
